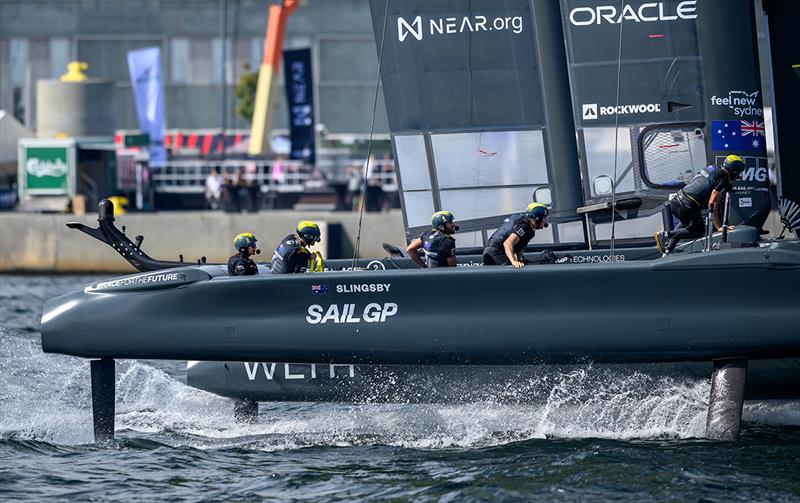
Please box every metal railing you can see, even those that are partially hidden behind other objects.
[142,159,398,194]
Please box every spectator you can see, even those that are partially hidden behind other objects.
[272,155,287,185]
[204,167,223,210]
[365,154,384,212]
[222,169,241,212]
[346,163,363,211]
[243,161,259,212]
[381,153,398,211]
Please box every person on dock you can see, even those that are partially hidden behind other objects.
[654,154,746,256]
[406,211,458,268]
[271,221,322,274]
[228,232,260,276]
[482,203,549,268]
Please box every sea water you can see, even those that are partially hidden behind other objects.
[1,274,799,501]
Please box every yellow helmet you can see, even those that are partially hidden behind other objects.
[526,202,549,221]
[296,221,321,243]
[431,210,455,232]
[723,155,746,177]
[233,232,257,251]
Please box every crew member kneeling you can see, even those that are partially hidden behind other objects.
[483,203,548,268]
[406,210,458,268]
[654,154,745,256]
[271,221,321,274]
[228,232,259,276]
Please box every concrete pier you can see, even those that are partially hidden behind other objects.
[0,210,405,273]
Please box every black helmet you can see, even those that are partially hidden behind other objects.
[432,210,455,233]
[233,232,257,252]
[723,155,746,178]
[527,202,549,221]
[296,221,321,244]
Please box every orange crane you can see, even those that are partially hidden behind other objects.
[248,0,301,156]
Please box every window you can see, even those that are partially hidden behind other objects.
[212,37,233,84]
[582,127,635,197]
[431,130,548,189]
[170,38,189,83]
[49,38,71,79]
[190,39,213,84]
[10,39,29,123]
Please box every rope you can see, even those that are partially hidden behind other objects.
[352,0,390,268]
[610,0,625,261]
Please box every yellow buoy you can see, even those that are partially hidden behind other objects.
[60,61,89,82]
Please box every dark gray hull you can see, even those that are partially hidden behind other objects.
[41,242,800,365]
[186,359,800,403]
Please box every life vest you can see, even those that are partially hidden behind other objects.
[270,235,312,274]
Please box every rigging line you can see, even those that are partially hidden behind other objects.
[352,0,390,268]
[610,0,625,261]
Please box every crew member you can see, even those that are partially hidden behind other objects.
[482,202,549,268]
[228,232,259,276]
[654,154,746,256]
[406,210,458,268]
[271,221,321,274]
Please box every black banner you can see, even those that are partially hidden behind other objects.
[283,48,316,165]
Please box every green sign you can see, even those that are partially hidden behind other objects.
[124,133,150,147]
[24,146,70,194]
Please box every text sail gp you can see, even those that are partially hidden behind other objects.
[306,303,398,324]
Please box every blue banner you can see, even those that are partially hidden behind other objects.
[127,47,166,162]
[283,48,316,165]
[711,120,767,153]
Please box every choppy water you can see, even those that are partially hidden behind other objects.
[1,274,800,501]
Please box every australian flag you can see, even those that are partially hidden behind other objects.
[711,120,766,153]
[311,284,330,295]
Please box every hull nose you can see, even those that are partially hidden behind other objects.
[186,360,228,395]
[41,291,84,356]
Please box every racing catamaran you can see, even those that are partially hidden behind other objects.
[41,0,800,442]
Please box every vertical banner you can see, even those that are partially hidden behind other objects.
[697,1,769,228]
[283,48,315,165]
[127,47,166,163]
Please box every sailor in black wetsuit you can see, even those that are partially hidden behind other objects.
[654,155,746,256]
[483,202,548,268]
[406,211,458,268]
[227,232,260,276]
[270,221,321,274]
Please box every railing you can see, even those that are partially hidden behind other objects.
[143,159,398,194]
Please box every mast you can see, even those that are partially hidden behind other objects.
[530,0,583,223]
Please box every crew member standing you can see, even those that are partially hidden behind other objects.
[228,232,259,276]
[406,210,458,268]
[654,155,746,256]
[271,221,322,274]
[482,203,549,268]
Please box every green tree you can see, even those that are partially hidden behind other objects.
[234,69,258,122]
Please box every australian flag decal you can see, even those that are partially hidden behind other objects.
[711,120,766,153]
[311,284,330,295]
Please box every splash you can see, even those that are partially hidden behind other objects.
[2,328,799,450]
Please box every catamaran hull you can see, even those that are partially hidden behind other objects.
[41,244,800,365]
[186,359,800,402]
